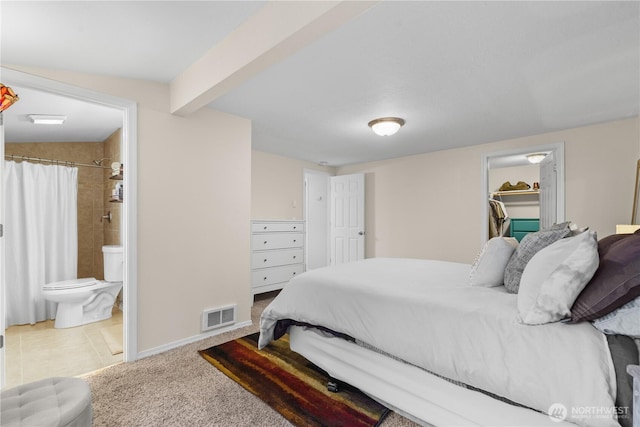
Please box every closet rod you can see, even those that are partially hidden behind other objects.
[4,154,111,169]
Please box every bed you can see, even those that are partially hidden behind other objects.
[258,227,640,427]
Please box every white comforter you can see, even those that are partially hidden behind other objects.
[259,258,618,427]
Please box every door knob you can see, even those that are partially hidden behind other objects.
[358,231,364,236]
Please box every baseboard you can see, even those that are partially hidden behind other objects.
[136,320,253,360]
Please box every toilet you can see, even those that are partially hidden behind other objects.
[42,245,123,329]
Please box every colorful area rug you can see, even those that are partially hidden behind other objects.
[199,332,389,427]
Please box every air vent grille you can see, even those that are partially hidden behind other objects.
[202,305,236,332]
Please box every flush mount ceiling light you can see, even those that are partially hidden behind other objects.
[526,153,547,164]
[28,114,67,125]
[368,117,405,136]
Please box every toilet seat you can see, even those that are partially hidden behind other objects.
[43,278,100,291]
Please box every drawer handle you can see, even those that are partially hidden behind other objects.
[263,277,267,281]
[293,239,296,243]
[264,241,268,244]
[293,256,296,259]
[293,272,296,276]
[263,226,267,230]
[263,259,268,263]
[293,226,297,229]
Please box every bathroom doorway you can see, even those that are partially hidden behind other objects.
[0,68,138,388]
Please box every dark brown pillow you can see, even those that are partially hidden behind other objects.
[570,232,640,322]
[597,233,629,253]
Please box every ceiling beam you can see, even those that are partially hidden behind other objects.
[170,0,377,116]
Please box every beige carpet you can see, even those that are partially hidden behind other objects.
[100,324,123,355]
[83,292,419,427]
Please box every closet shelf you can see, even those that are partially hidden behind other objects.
[109,174,123,181]
[491,189,539,197]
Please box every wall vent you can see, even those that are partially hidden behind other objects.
[202,305,236,332]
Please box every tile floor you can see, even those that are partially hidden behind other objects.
[3,308,123,390]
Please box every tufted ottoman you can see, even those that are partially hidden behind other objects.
[1,377,92,427]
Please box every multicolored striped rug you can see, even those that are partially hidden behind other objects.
[199,332,390,426]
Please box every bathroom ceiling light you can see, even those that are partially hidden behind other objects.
[368,117,405,136]
[28,114,67,125]
[526,153,547,164]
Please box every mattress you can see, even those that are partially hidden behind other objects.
[289,325,578,426]
[259,258,618,427]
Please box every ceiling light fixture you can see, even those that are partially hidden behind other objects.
[28,114,67,125]
[526,153,547,164]
[368,117,405,136]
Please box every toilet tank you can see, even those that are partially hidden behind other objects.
[103,245,123,282]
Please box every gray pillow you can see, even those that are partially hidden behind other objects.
[592,296,640,338]
[504,222,571,293]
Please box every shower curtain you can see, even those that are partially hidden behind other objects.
[4,160,78,326]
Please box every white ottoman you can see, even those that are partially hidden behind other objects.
[1,377,92,427]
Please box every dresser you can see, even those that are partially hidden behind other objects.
[616,224,640,234]
[251,220,305,295]
[509,218,540,242]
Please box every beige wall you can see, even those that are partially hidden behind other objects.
[9,66,252,353]
[5,141,107,280]
[251,118,639,265]
[338,117,640,264]
[138,107,251,351]
[251,150,334,220]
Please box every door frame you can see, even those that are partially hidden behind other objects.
[480,142,565,247]
[0,68,139,373]
[0,91,5,386]
[303,169,331,270]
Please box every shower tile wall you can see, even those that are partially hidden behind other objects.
[6,130,121,280]
[103,129,122,248]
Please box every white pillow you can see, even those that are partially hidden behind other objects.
[469,237,519,287]
[592,296,640,338]
[517,230,599,325]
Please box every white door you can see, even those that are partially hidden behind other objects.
[539,152,557,229]
[304,170,329,270]
[330,173,365,265]
[0,112,6,387]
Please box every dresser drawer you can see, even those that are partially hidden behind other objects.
[510,218,540,242]
[250,220,306,295]
[252,221,305,233]
[251,264,303,287]
[511,219,540,232]
[252,233,304,250]
[252,248,303,268]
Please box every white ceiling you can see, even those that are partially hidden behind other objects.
[2,86,124,143]
[2,1,638,166]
